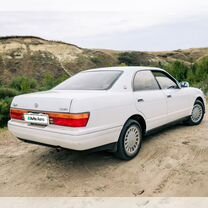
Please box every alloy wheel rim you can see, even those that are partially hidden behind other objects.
[191,104,203,123]
[124,125,141,156]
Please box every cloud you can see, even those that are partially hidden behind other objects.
[0,11,207,51]
[81,15,208,51]
[0,0,208,13]
[0,12,175,38]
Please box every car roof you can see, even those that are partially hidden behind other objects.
[85,66,165,73]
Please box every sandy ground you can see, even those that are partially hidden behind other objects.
[0,112,208,197]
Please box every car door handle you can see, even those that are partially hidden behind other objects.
[137,98,144,102]
[167,94,172,98]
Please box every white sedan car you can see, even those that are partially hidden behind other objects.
[8,67,206,160]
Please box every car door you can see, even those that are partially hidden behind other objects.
[152,70,192,123]
[133,70,167,131]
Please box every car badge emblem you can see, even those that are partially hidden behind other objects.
[34,103,39,108]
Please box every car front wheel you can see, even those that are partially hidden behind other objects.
[187,100,205,125]
[115,119,143,160]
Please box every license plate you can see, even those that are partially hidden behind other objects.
[24,113,49,125]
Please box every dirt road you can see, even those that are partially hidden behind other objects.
[0,112,208,197]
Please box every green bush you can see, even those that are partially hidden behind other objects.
[160,60,208,94]
[10,76,38,93]
[0,87,17,127]
[164,61,189,82]
[0,87,19,99]
[0,97,13,127]
[118,52,140,66]
[192,58,208,82]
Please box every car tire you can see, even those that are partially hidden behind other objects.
[115,119,143,160]
[186,100,205,125]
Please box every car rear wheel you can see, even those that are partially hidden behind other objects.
[186,100,204,125]
[115,119,142,160]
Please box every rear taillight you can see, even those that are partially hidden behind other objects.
[10,108,90,128]
[10,109,27,120]
[49,112,90,127]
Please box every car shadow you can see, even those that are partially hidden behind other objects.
[143,122,185,143]
[34,122,189,170]
[35,145,124,173]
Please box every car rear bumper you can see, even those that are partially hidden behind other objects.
[8,120,121,150]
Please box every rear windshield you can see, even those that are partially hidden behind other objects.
[54,70,122,90]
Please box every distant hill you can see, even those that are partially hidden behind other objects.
[0,36,208,85]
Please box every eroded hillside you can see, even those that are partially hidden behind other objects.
[0,36,118,85]
[0,36,208,86]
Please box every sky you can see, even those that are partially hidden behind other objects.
[0,0,208,51]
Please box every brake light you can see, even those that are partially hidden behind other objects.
[49,113,90,127]
[10,109,27,120]
[10,108,90,128]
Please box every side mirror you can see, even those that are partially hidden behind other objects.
[180,81,190,88]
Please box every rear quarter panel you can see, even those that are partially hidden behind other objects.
[69,92,144,132]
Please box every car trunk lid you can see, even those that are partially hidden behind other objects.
[11,91,73,113]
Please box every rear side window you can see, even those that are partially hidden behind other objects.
[133,71,160,91]
[54,70,122,90]
[152,71,179,89]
